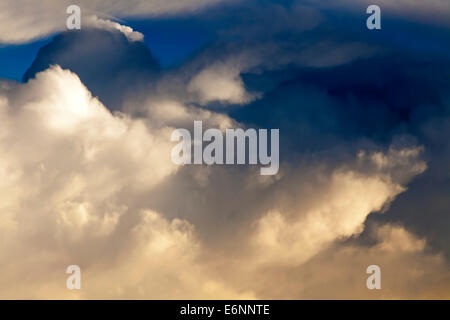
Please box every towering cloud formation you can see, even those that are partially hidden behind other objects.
[0,64,447,298]
[23,29,161,111]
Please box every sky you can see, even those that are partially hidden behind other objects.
[0,0,449,299]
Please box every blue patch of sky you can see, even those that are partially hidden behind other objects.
[121,17,218,67]
[0,38,52,81]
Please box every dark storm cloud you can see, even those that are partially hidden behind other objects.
[152,0,450,256]
[23,29,161,111]
[237,50,450,256]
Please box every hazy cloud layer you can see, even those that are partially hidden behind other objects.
[1,0,450,44]
[0,0,227,43]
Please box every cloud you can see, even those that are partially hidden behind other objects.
[1,0,450,299]
[1,0,450,45]
[0,65,249,298]
[313,0,450,27]
[1,63,444,298]
[187,61,258,105]
[22,29,161,111]
[249,146,426,266]
[86,16,144,42]
[265,223,450,299]
[0,0,227,44]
